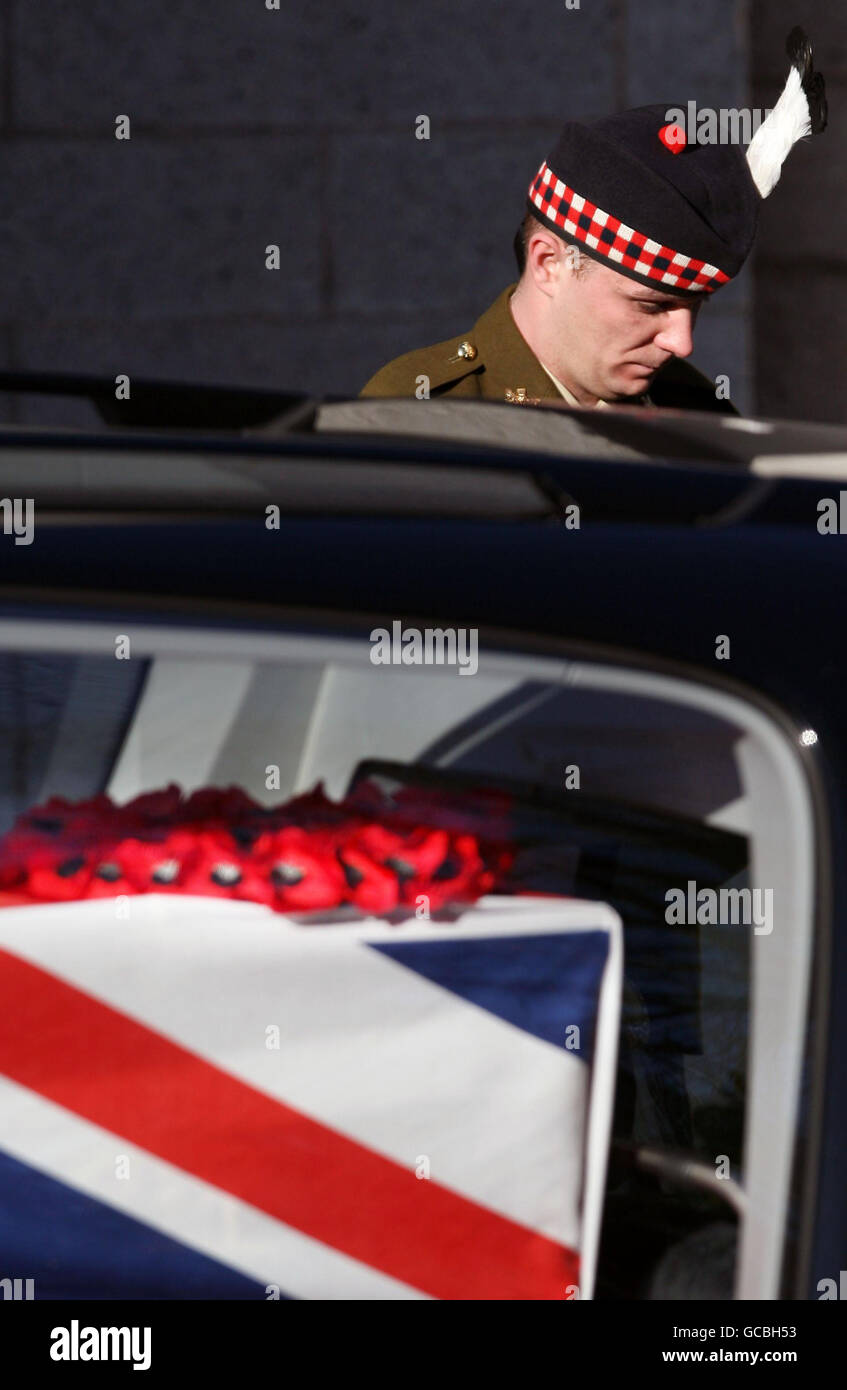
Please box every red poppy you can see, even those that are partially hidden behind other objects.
[25,846,95,902]
[422,832,497,910]
[104,831,194,896]
[335,844,400,915]
[253,827,348,912]
[120,784,183,829]
[180,785,260,829]
[0,780,513,919]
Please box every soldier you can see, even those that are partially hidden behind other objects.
[362,29,826,415]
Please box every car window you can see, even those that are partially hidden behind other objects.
[0,618,815,1300]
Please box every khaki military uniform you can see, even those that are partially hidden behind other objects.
[360,284,737,415]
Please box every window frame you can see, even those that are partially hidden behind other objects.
[0,606,826,1300]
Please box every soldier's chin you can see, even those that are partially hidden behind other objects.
[610,363,656,395]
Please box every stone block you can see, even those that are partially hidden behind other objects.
[331,126,560,318]
[0,136,322,320]
[12,1,616,129]
[753,266,847,424]
[627,0,749,109]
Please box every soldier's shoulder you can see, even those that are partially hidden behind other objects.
[359,334,482,398]
[650,357,739,415]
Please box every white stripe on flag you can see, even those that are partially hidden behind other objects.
[0,1074,427,1300]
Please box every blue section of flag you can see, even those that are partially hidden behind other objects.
[0,1149,287,1300]
[370,930,609,1060]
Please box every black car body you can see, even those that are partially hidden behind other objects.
[0,375,845,1301]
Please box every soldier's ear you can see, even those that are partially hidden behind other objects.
[525,228,565,292]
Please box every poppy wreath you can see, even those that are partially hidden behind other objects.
[0,781,515,917]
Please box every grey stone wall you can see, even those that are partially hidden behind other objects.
[0,1,756,427]
[752,1,846,424]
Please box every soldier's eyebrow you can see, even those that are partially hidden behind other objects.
[627,290,708,309]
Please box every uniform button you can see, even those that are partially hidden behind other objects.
[456,340,477,360]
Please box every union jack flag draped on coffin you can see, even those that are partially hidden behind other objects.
[0,891,621,1301]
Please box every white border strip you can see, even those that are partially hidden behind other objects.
[752,453,847,480]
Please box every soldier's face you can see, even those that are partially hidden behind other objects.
[561,255,706,401]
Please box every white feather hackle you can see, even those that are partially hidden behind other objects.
[746,66,812,198]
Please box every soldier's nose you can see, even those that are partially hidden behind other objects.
[654,311,696,359]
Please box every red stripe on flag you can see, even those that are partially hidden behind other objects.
[0,949,578,1300]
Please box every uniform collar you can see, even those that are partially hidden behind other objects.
[539,360,654,410]
[538,359,611,408]
[471,285,560,403]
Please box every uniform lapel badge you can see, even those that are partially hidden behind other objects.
[448,340,478,364]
